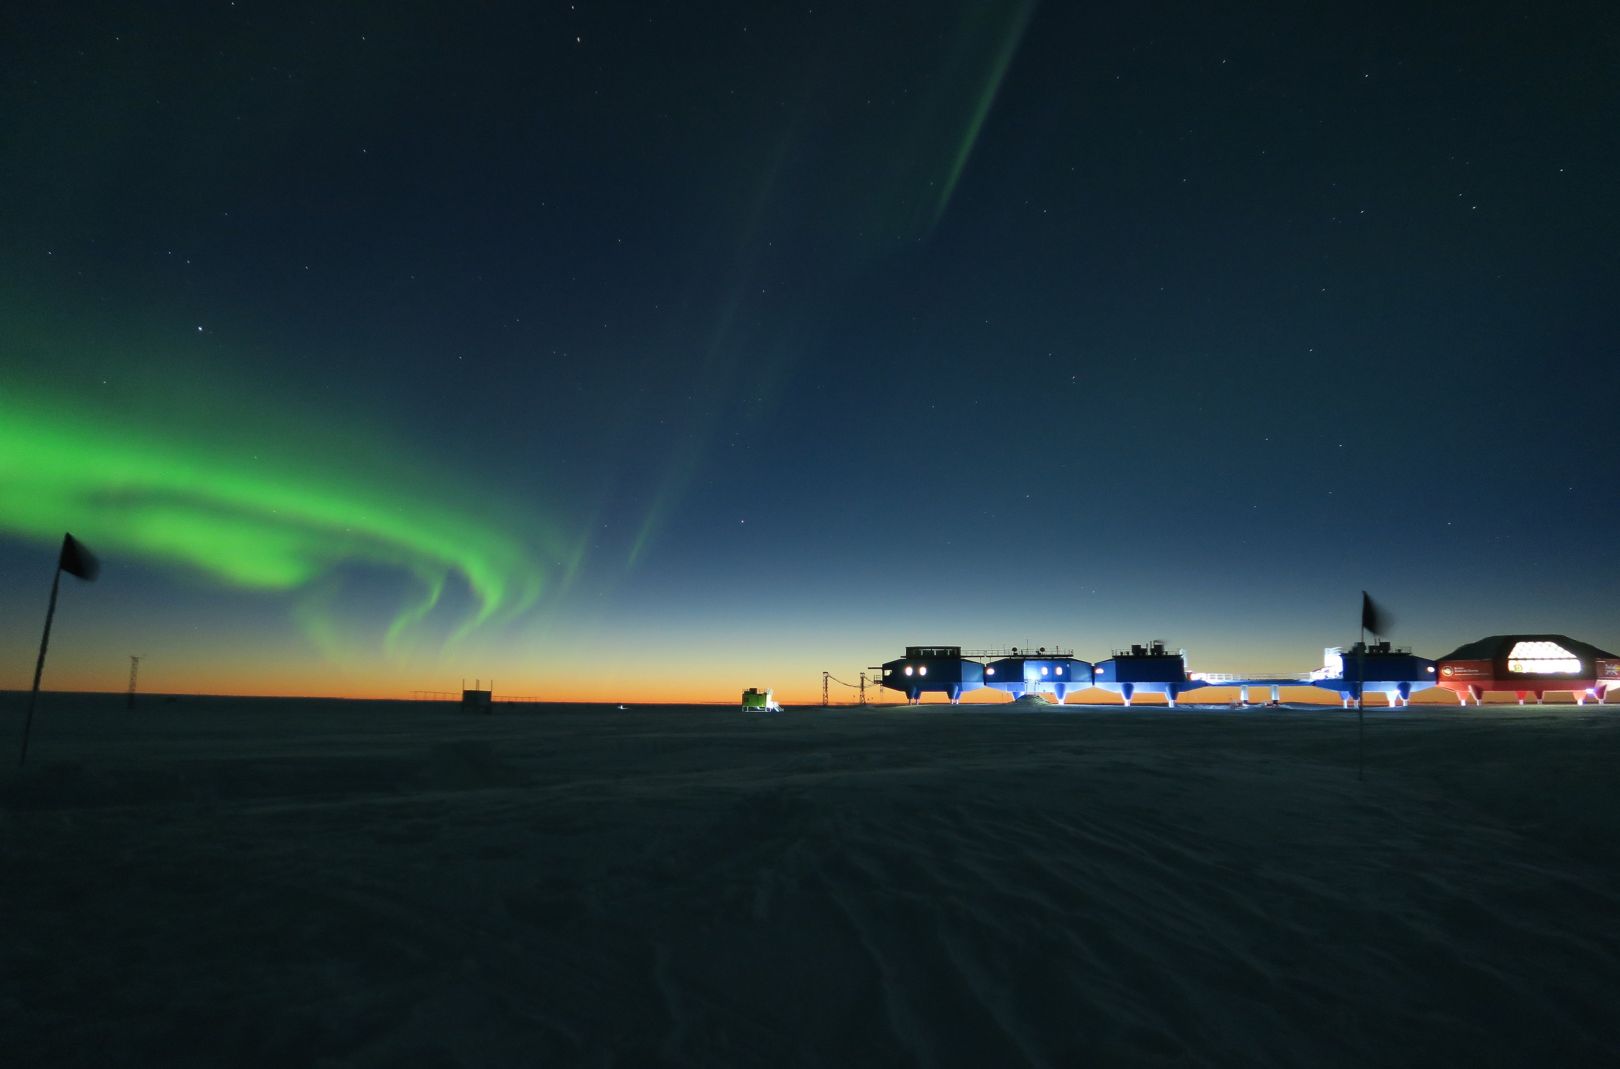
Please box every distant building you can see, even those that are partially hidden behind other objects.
[741,688,780,711]
[462,687,493,712]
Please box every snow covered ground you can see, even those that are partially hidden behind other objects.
[4,694,1619,1067]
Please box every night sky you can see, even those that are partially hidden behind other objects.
[3,2,1616,701]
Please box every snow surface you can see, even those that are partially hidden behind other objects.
[4,694,1619,1067]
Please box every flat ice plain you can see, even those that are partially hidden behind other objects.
[4,695,1619,1067]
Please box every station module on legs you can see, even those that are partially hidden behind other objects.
[873,646,985,704]
[867,633,1617,707]
[983,648,1093,704]
[1310,642,1438,707]
[1434,635,1618,706]
[1090,641,1206,707]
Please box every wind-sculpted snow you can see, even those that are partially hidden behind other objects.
[4,697,1620,1066]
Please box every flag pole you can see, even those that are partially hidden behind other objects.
[19,564,64,767]
[1356,619,1365,783]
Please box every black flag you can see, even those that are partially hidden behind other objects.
[19,533,100,765]
[1361,591,1390,638]
[1354,590,1395,783]
[59,533,100,581]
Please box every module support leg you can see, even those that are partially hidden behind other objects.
[1238,685,1249,707]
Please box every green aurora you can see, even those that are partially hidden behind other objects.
[931,0,1037,227]
[0,386,560,655]
[621,2,1036,568]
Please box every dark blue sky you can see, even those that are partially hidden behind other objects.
[2,2,1616,697]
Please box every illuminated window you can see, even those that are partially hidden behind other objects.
[1040,666,1049,676]
[1056,666,1064,675]
[904,666,913,676]
[919,666,927,676]
[1507,641,1580,674]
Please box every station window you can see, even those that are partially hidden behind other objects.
[1507,641,1581,674]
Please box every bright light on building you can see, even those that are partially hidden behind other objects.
[904,666,913,676]
[1507,640,1580,674]
[986,667,995,676]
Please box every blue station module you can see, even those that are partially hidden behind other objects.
[983,647,1093,703]
[1090,640,1208,706]
[876,645,986,704]
[867,631,1615,710]
[1310,641,1438,707]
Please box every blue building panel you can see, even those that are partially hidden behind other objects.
[1092,657,1188,685]
[984,656,1094,703]
[877,646,986,704]
[1311,643,1439,706]
[1090,641,1208,706]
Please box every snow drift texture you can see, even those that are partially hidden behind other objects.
[4,695,1618,1066]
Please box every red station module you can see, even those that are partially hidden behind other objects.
[1435,634,1619,705]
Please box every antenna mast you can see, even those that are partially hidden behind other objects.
[127,655,141,710]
